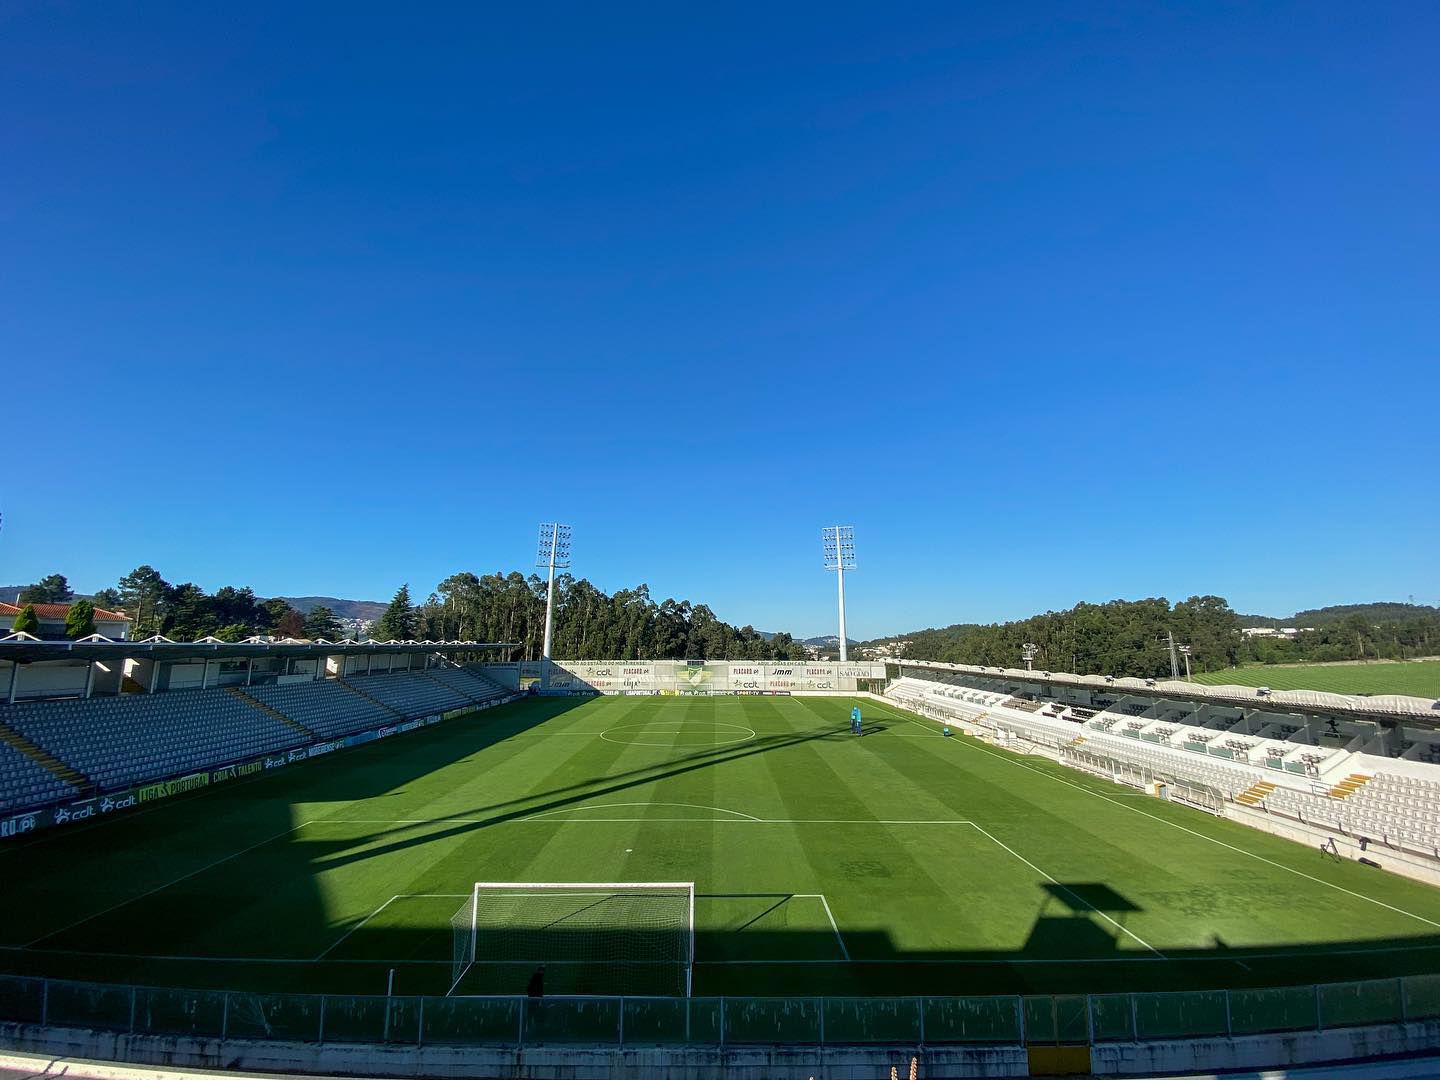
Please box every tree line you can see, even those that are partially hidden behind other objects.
[876,596,1440,678]
[401,573,808,660]
[10,568,809,660]
[7,569,341,642]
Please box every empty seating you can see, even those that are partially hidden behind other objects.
[245,680,396,739]
[0,742,77,813]
[428,666,509,704]
[1,690,301,791]
[343,671,474,718]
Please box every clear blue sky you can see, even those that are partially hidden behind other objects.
[2,2,1436,638]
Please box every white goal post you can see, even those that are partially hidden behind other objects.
[450,881,696,997]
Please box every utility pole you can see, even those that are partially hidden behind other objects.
[1166,630,1180,679]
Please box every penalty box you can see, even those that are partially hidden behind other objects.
[318,891,849,971]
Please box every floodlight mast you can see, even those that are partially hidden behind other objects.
[822,526,856,663]
[536,523,571,661]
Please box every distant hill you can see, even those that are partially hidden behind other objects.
[2,585,385,622]
[269,596,387,622]
[803,635,860,647]
[1237,603,1440,628]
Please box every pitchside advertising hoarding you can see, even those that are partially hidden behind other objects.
[514,660,886,695]
[0,695,519,842]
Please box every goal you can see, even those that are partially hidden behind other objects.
[449,881,695,997]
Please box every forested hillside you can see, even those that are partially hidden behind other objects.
[413,573,807,661]
[878,597,1242,678]
[7,567,807,661]
[1237,602,1439,629]
[874,598,1440,679]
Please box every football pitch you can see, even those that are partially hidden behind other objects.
[4,694,1440,1000]
[1190,660,1440,699]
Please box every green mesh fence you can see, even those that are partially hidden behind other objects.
[1024,994,1089,1043]
[318,994,422,1043]
[822,998,923,1043]
[223,992,322,1042]
[0,975,1427,1047]
[522,997,621,1044]
[620,997,717,1044]
[921,996,1020,1043]
[722,997,822,1043]
[45,980,132,1031]
[420,996,522,1044]
[1089,994,1134,1041]
[0,975,44,1025]
[1404,974,1440,1021]
[133,987,227,1038]
[1229,985,1319,1035]
[1319,979,1404,1028]
[1133,990,1229,1039]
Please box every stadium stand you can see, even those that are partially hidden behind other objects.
[887,669,1440,860]
[0,690,304,791]
[427,665,512,705]
[242,680,397,739]
[0,741,79,812]
[343,670,476,717]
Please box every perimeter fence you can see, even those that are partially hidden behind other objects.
[3,974,1440,1047]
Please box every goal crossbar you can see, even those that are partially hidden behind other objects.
[451,881,695,997]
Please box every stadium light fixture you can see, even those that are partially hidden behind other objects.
[536,523,572,661]
[821,526,856,663]
[1021,643,1039,671]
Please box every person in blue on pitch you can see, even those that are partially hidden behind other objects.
[851,705,862,735]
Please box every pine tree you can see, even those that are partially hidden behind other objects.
[373,585,417,641]
[11,604,41,635]
[303,605,342,640]
[64,599,97,639]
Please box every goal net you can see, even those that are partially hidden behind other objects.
[450,882,695,997]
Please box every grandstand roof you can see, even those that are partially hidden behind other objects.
[0,602,129,622]
[892,659,1440,722]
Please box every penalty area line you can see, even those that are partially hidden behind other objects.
[890,707,1440,931]
[966,822,1166,959]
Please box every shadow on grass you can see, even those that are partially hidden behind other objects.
[2,696,1440,999]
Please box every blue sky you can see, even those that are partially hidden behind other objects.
[2,2,1436,638]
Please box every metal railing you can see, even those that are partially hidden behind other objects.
[2,973,1438,1047]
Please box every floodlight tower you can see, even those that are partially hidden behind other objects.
[1022,643,1039,671]
[536,523,572,661]
[822,526,856,663]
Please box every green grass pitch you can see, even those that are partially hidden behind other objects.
[3,694,1440,999]
[1190,660,1440,698]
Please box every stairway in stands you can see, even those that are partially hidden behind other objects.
[1329,773,1373,799]
[227,687,318,740]
[1234,779,1277,807]
[336,679,408,719]
[0,718,88,791]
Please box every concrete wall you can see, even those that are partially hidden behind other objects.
[1225,801,1440,887]
[5,1017,1440,1080]
[9,660,90,699]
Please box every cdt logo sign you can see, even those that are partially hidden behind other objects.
[100,794,138,814]
[53,800,97,825]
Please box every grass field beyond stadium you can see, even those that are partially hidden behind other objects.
[1189,659,1440,699]
[4,695,1440,999]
